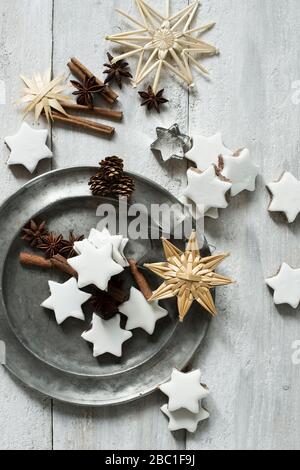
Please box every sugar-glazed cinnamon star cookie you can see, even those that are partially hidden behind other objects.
[82,314,132,358]
[68,242,123,290]
[180,195,220,220]
[220,149,259,197]
[161,404,209,433]
[183,166,232,214]
[159,369,209,414]
[89,228,129,267]
[5,122,53,173]
[186,132,232,169]
[41,278,91,325]
[266,263,300,308]
[267,172,300,223]
[75,228,129,268]
[119,287,168,335]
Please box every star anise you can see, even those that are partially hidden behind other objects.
[138,86,169,113]
[21,219,48,247]
[103,52,133,89]
[71,76,107,107]
[37,233,64,259]
[59,231,84,259]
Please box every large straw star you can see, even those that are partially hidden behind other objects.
[106,0,218,93]
[144,231,233,321]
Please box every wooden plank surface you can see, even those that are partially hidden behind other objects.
[187,0,300,451]
[1,0,300,450]
[0,0,53,450]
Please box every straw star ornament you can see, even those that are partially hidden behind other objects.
[18,69,70,122]
[106,0,218,93]
[145,231,233,321]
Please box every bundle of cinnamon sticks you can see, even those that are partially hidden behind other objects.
[53,58,123,137]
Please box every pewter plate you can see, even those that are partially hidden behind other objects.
[0,167,210,406]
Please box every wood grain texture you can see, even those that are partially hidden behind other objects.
[187,0,300,451]
[0,0,53,450]
[1,0,300,450]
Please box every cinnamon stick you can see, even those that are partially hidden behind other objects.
[129,259,153,300]
[20,252,127,302]
[68,57,118,103]
[51,254,77,278]
[20,252,52,269]
[51,111,115,137]
[61,102,123,121]
[19,252,77,278]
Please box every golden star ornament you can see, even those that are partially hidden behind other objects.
[18,69,70,123]
[106,0,218,93]
[144,231,233,322]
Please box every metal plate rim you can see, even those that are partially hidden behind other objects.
[0,166,210,407]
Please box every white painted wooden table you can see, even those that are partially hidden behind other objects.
[1,0,300,450]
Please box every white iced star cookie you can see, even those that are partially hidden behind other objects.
[75,228,129,268]
[220,149,259,197]
[266,263,300,308]
[68,242,123,290]
[5,122,52,173]
[183,166,232,214]
[267,172,300,223]
[206,208,219,219]
[119,287,168,335]
[82,314,132,358]
[186,132,232,169]
[41,278,91,325]
[89,228,129,267]
[159,369,209,414]
[180,195,220,220]
[161,404,209,433]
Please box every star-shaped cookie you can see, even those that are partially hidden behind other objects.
[159,369,209,413]
[266,263,300,308]
[183,166,232,214]
[82,314,133,357]
[5,122,53,173]
[89,228,129,267]
[151,124,193,162]
[186,132,232,169]
[267,172,300,223]
[119,287,168,335]
[41,278,91,325]
[180,195,220,220]
[161,404,209,433]
[75,228,129,268]
[68,242,123,290]
[220,149,259,196]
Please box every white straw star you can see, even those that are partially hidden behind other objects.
[106,0,218,93]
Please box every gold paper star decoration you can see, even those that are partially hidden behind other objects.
[106,0,218,93]
[144,231,233,322]
[18,69,70,123]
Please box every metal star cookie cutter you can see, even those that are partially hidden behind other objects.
[151,124,193,162]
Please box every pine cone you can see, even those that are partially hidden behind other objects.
[89,178,114,197]
[89,157,135,199]
[111,176,135,198]
[100,156,124,181]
